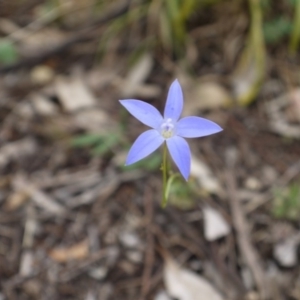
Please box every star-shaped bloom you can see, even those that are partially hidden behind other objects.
[119,79,222,180]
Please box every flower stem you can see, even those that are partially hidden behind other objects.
[162,143,168,208]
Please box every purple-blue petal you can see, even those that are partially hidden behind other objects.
[166,136,191,181]
[125,129,164,165]
[164,79,183,121]
[120,100,163,129]
[176,116,223,138]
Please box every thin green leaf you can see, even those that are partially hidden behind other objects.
[71,134,102,147]
[0,39,18,65]
[92,134,120,155]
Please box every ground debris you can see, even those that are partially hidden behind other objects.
[1,1,300,299]
[0,138,37,168]
[55,74,97,112]
[164,257,224,300]
[203,206,230,241]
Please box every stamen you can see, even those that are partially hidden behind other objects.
[160,119,175,139]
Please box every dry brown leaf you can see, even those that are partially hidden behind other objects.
[119,230,141,249]
[121,53,153,97]
[73,108,117,133]
[203,206,230,241]
[190,155,222,195]
[265,92,300,139]
[164,258,224,300]
[19,251,34,277]
[0,138,37,168]
[5,190,29,211]
[56,0,96,27]
[49,240,89,263]
[55,75,96,112]
[0,18,20,35]
[244,177,262,191]
[133,84,161,99]
[19,28,67,58]
[273,234,300,267]
[31,93,58,116]
[175,72,232,113]
[184,82,232,114]
[30,65,55,85]
[86,68,118,91]
[286,88,300,122]
[154,290,172,300]
[12,174,66,215]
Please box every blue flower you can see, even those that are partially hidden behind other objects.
[119,79,222,180]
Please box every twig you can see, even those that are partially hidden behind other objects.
[58,248,114,282]
[19,205,37,277]
[0,0,131,73]
[245,159,300,213]
[32,165,100,188]
[166,209,209,258]
[139,187,154,300]
[12,174,66,215]
[225,153,270,299]
[68,170,145,208]
[166,210,245,295]
[0,138,37,169]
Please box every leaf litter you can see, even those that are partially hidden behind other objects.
[0,1,300,300]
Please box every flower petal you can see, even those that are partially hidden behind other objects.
[164,79,183,121]
[126,129,164,165]
[176,116,223,138]
[120,100,163,129]
[166,136,191,181]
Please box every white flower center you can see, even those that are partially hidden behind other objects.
[160,118,175,139]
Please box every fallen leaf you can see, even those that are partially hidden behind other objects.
[0,138,37,168]
[244,177,262,191]
[154,290,172,300]
[265,93,300,139]
[86,68,118,91]
[19,28,67,58]
[55,75,96,112]
[119,230,141,249]
[133,83,161,99]
[30,65,54,85]
[49,240,89,263]
[12,174,66,215]
[203,206,230,241]
[5,190,29,211]
[164,258,224,300]
[56,0,96,27]
[31,93,58,116]
[73,108,117,133]
[126,250,143,263]
[88,266,108,280]
[19,251,34,277]
[190,155,222,195]
[121,53,153,97]
[286,88,300,123]
[273,235,300,267]
[184,82,232,114]
[0,18,20,35]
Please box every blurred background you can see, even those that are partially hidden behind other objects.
[0,0,300,299]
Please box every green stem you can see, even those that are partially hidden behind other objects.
[165,173,180,201]
[289,0,300,55]
[162,143,168,208]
